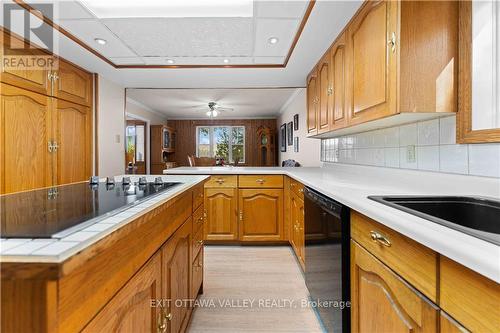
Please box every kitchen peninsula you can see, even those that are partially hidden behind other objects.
[1,175,208,333]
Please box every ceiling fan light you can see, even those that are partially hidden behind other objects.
[212,110,218,117]
[206,111,212,116]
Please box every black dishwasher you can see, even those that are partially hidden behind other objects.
[304,187,350,333]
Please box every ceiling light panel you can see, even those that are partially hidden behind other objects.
[255,1,309,18]
[254,18,298,57]
[59,19,137,57]
[80,0,253,18]
[102,18,253,57]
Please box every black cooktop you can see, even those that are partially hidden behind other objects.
[0,181,180,239]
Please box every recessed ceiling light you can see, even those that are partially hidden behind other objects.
[268,37,279,45]
[166,59,175,64]
[223,59,230,64]
[94,38,107,45]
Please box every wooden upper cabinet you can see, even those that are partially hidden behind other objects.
[318,53,331,133]
[330,31,348,130]
[0,84,53,194]
[204,188,238,241]
[0,31,52,96]
[239,189,283,241]
[307,69,319,136]
[351,241,439,333]
[161,219,192,333]
[54,99,92,185]
[347,0,397,126]
[82,252,162,333]
[53,59,93,107]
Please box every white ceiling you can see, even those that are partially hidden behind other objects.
[126,88,300,119]
[3,0,362,88]
[27,0,310,66]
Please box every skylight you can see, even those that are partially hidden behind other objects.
[80,0,254,18]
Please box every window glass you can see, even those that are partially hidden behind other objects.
[196,126,245,163]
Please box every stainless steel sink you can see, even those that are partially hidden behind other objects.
[368,196,500,245]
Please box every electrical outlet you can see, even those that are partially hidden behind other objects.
[115,134,121,143]
[406,145,416,163]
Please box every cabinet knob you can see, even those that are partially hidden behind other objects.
[256,178,266,184]
[164,312,172,321]
[327,87,333,96]
[198,240,203,245]
[370,230,392,247]
[216,178,225,184]
[387,32,397,53]
[157,312,167,333]
[198,216,204,223]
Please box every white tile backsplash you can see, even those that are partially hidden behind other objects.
[418,119,440,146]
[321,115,500,178]
[469,144,500,178]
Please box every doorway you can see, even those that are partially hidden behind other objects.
[125,120,147,174]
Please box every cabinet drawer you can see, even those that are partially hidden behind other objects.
[192,205,204,236]
[238,175,283,188]
[191,249,203,299]
[351,211,438,302]
[289,178,304,199]
[204,175,237,188]
[192,226,204,260]
[440,256,500,332]
[193,185,204,210]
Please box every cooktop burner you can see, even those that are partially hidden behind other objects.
[0,180,180,239]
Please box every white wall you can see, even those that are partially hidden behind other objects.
[125,99,168,174]
[98,76,125,176]
[126,98,168,125]
[277,88,321,166]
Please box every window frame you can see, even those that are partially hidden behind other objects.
[196,126,245,163]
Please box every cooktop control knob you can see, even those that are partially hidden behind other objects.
[89,176,99,185]
[154,177,163,185]
[138,177,148,185]
[106,177,115,185]
[122,177,131,185]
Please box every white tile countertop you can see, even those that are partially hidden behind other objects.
[164,165,500,283]
[0,175,209,264]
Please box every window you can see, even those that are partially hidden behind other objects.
[196,126,245,163]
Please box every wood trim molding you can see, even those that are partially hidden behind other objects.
[94,74,99,175]
[13,0,316,69]
[457,0,500,143]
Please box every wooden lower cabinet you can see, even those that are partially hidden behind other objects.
[191,248,204,300]
[351,240,439,333]
[204,187,238,240]
[82,252,162,333]
[161,219,192,333]
[239,188,283,241]
[290,190,304,268]
[439,311,469,333]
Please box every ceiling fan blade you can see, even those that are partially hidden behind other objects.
[215,107,234,111]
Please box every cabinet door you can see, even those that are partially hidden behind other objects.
[0,31,52,96]
[307,70,319,135]
[204,188,238,240]
[330,32,348,130]
[161,220,191,333]
[82,252,162,333]
[318,53,331,133]
[347,0,397,125]
[351,241,438,333]
[54,99,92,185]
[53,59,92,107]
[239,189,283,241]
[440,312,469,333]
[0,84,53,194]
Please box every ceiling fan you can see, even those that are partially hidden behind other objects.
[204,102,233,117]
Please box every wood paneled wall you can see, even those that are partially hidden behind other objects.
[167,119,277,166]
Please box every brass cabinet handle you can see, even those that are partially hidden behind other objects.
[198,240,203,245]
[157,312,166,333]
[370,231,392,247]
[387,32,396,53]
[48,141,53,153]
[215,178,225,184]
[298,188,304,193]
[327,87,333,96]
[164,312,172,321]
[239,210,243,221]
[52,141,59,152]
[256,178,266,184]
[203,210,207,218]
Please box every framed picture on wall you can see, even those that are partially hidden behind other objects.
[294,137,299,152]
[280,124,286,152]
[293,114,299,130]
[287,122,293,145]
